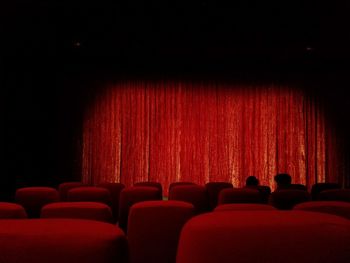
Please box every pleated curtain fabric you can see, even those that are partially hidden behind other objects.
[82,81,347,195]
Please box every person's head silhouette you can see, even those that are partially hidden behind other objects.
[245,176,259,187]
[274,173,292,189]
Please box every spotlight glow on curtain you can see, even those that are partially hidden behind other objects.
[82,81,345,194]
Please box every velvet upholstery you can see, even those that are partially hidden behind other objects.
[118,186,162,232]
[67,186,112,206]
[168,185,209,214]
[177,211,350,263]
[214,203,276,212]
[205,182,233,210]
[218,188,262,205]
[270,189,311,210]
[58,182,86,201]
[0,202,27,218]
[41,202,113,223]
[15,187,59,218]
[96,182,125,222]
[294,201,350,220]
[0,219,127,263]
[128,200,194,263]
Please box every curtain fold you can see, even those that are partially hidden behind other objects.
[82,81,346,195]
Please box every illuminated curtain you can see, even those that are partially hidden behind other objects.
[82,80,346,195]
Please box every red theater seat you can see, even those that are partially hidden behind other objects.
[97,182,125,222]
[205,182,233,210]
[218,188,262,205]
[58,182,86,201]
[177,211,350,263]
[15,187,59,218]
[270,189,311,210]
[0,202,27,218]
[169,182,196,192]
[0,219,127,263]
[318,189,350,202]
[294,201,350,220]
[128,201,194,263]
[214,203,276,212]
[67,186,112,206]
[41,202,113,223]
[245,185,272,203]
[311,183,341,200]
[168,185,209,214]
[134,182,163,197]
[118,186,162,232]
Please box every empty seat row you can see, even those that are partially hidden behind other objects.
[176,210,350,263]
[1,200,350,263]
[0,219,127,263]
[13,183,350,222]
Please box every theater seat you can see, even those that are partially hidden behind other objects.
[0,202,27,218]
[205,182,233,210]
[58,182,86,201]
[128,201,194,263]
[96,182,125,222]
[177,211,350,263]
[168,182,196,192]
[311,183,341,200]
[294,201,350,220]
[15,187,59,218]
[270,189,311,210]
[118,186,162,232]
[245,185,272,203]
[41,202,114,223]
[134,182,163,198]
[218,188,262,205]
[67,186,112,206]
[0,219,127,263]
[318,189,350,202]
[168,185,209,214]
[214,203,276,212]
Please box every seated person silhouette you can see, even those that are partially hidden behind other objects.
[274,173,307,191]
[274,173,292,190]
[245,176,271,203]
[245,176,259,187]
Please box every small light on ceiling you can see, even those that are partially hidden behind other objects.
[305,46,313,52]
[73,40,81,47]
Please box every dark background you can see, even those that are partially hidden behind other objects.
[1,0,350,200]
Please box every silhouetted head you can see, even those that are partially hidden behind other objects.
[246,176,259,186]
[274,173,292,188]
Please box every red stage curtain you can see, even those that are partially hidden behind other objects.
[82,81,346,195]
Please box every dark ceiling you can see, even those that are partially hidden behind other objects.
[2,0,350,68]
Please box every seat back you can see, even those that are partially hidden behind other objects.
[205,182,233,210]
[177,211,350,263]
[168,185,209,214]
[0,202,27,218]
[58,182,86,201]
[311,183,341,200]
[270,189,311,210]
[218,188,262,205]
[118,186,162,232]
[41,202,114,223]
[67,187,112,206]
[134,182,163,198]
[245,185,271,203]
[294,201,350,220]
[318,189,350,202]
[0,219,127,263]
[214,203,276,212]
[97,183,125,222]
[168,182,196,192]
[15,187,59,218]
[128,200,194,263]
